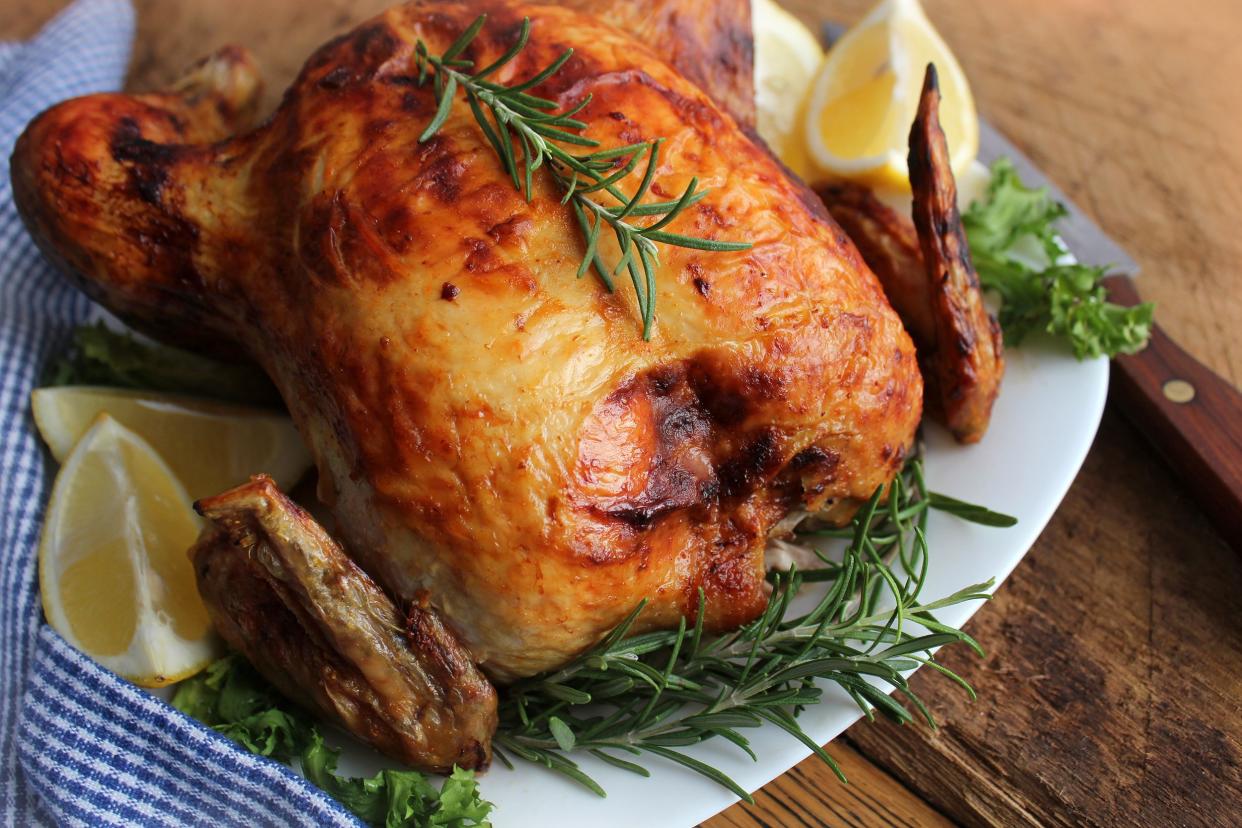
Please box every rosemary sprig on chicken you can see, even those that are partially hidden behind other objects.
[493,453,1000,797]
[413,14,752,339]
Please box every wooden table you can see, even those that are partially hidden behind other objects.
[8,1,1242,825]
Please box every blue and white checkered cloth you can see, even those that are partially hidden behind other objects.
[1,2,361,824]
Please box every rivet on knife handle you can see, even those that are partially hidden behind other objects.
[1103,275,1242,552]
[1161,380,1195,404]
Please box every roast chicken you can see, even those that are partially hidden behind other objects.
[11,0,943,769]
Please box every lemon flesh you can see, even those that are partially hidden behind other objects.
[39,415,219,687]
[32,386,311,500]
[752,0,824,179]
[804,0,978,190]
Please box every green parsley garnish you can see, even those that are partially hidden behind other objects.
[172,656,494,828]
[963,158,1154,358]
[46,322,280,406]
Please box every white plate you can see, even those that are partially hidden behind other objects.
[80,2,1108,814]
[321,338,1108,827]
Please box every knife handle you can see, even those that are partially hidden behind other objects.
[1103,275,1242,551]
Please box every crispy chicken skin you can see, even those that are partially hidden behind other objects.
[908,65,1003,442]
[815,182,934,346]
[817,65,1003,443]
[11,0,921,690]
[560,0,755,128]
[192,476,497,771]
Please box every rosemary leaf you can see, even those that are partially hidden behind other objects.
[928,492,1019,527]
[419,73,457,142]
[441,14,488,61]
[548,716,576,752]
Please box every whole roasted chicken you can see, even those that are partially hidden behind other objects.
[8,0,988,771]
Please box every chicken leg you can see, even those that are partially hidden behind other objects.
[192,476,497,771]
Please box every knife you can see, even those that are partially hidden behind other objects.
[816,24,1242,549]
[1103,275,1242,551]
[976,125,1242,552]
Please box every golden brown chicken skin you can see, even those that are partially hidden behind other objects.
[560,0,756,128]
[12,1,922,681]
[815,181,934,345]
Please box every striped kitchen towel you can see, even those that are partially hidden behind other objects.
[1,2,358,824]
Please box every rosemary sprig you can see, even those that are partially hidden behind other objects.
[492,455,1007,799]
[413,15,751,339]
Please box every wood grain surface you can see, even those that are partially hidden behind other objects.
[1103,275,1242,550]
[6,1,1241,826]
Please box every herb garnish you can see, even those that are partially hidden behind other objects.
[412,15,751,339]
[173,656,494,828]
[492,454,1005,799]
[963,158,1154,358]
[46,322,280,406]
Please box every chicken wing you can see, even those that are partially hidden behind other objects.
[817,65,1003,443]
[192,475,497,772]
[815,181,934,347]
[908,64,1003,442]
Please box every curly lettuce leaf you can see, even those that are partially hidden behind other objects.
[301,732,492,828]
[962,159,1153,359]
[171,655,310,763]
[172,656,492,828]
[47,323,281,406]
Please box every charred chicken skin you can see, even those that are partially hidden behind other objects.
[12,1,923,768]
[907,65,1004,442]
[817,65,1003,443]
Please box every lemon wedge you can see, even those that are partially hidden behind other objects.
[39,414,219,687]
[804,0,978,189]
[32,386,311,500]
[753,0,824,179]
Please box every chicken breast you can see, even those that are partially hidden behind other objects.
[12,1,921,683]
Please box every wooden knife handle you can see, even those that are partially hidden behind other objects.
[1103,275,1242,551]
